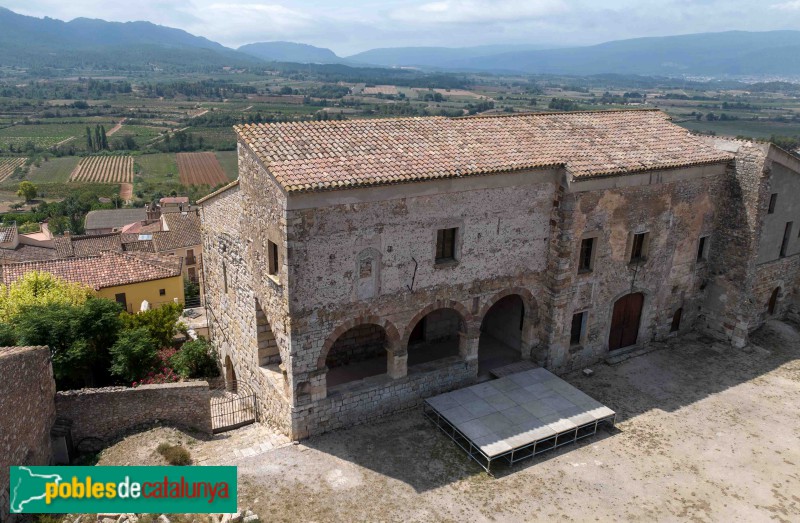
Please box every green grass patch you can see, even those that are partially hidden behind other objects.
[214,151,238,180]
[135,153,178,183]
[26,156,80,183]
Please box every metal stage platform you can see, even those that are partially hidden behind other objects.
[423,367,615,473]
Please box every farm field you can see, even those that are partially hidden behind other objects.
[177,152,228,186]
[0,157,26,182]
[70,155,133,183]
[135,153,178,183]
[0,123,90,149]
[676,119,800,139]
[26,156,80,183]
[214,151,238,180]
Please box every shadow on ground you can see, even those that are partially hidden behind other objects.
[299,319,800,492]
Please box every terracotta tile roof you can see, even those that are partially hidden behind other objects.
[235,110,733,193]
[152,211,201,252]
[160,196,189,204]
[0,244,57,264]
[54,233,123,258]
[0,251,181,290]
[85,209,147,231]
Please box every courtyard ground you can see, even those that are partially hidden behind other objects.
[99,320,800,522]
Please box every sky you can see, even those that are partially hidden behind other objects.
[4,0,800,56]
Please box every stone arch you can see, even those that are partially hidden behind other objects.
[224,355,237,393]
[768,286,781,315]
[317,315,401,371]
[402,299,475,348]
[477,287,539,327]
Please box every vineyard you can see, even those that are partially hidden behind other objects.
[177,152,228,186]
[0,157,26,182]
[69,156,133,183]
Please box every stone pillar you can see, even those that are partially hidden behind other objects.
[387,349,407,379]
[459,331,479,361]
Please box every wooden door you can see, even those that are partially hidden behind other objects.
[609,293,644,351]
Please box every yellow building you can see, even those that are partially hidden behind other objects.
[1,251,184,313]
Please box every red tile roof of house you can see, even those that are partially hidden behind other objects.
[235,110,733,193]
[0,251,181,290]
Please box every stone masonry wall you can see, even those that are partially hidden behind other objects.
[546,171,726,371]
[201,159,293,435]
[0,346,55,523]
[295,358,476,438]
[54,382,212,444]
[750,255,800,328]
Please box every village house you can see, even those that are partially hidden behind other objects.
[0,251,184,312]
[199,110,800,439]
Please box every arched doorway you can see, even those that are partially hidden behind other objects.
[768,287,781,315]
[224,355,237,393]
[479,295,524,375]
[671,307,683,333]
[406,308,463,366]
[326,323,388,388]
[609,292,644,351]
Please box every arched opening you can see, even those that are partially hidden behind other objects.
[671,307,683,333]
[479,295,524,375]
[326,323,388,388]
[768,287,781,315]
[256,298,280,366]
[609,292,645,351]
[407,308,463,367]
[224,355,237,393]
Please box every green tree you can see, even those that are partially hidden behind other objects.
[109,327,159,383]
[16,181,37,202]
[95,125,102,152]
[119,302,183,348]
[0,271,92,322]
[14,299,122,388]
[100,125,108,150]
[170,337,219,379]
[86,126,94,151]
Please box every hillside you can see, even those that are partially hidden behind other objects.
[346,44,549,69]
[238,41,342,64]
[0,7,259,70]
[356,31,800,76]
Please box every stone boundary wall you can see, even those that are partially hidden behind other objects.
[55,381,212,444]
[294,357,475,439]
[0,346,56,523]
[751,255,800,329]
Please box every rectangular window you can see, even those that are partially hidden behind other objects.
[222,262,228,293]
[768,193,778,214]
[570,311,586,345]
[159,288,166,296]
[630,232,648,263]
[268,240,279,275]
[436,228,457,263]
[780,222,793,258]
[579,237,594,272]
[697,236,708,262]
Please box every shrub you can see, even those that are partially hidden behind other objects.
[109,326,159,383]
[120,302,183,348]
[170,337,219,379]
[157,443,192,465]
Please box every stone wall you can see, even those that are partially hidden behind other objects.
[54,382,212,444]
[201,171,292,435]
[294,357,476,438]
[0,346,55,523]
[546,167,726,371]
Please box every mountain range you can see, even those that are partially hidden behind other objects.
[3,6,800,77]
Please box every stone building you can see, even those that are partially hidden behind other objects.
[199,110,799,439]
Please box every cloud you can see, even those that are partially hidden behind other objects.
[771,0,800,10]
[390,0,568,24]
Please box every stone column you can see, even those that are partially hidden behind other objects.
[459,331,479,362]
[387,349,407,379]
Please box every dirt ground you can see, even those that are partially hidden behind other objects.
[100,320,800,522]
